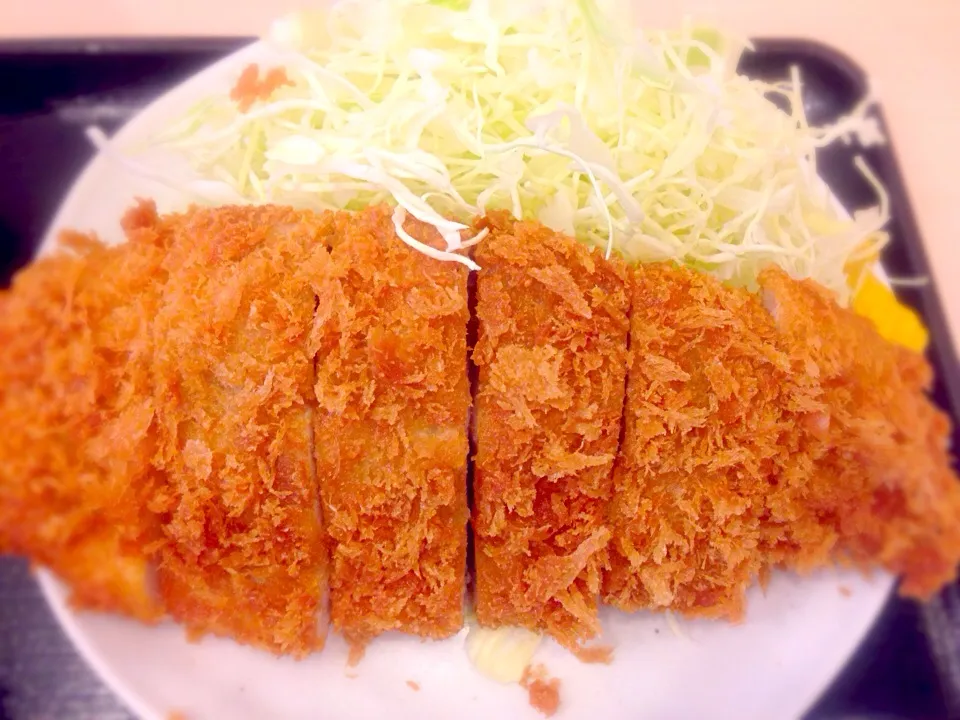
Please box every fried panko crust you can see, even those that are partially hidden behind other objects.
[0,204,170,620]
[6,190,958,656]
[603,263,827,619]
[607,262,960,619]
[149,203,329,657]
[472,213,630,647]
[759,266,960,597]
[312,205,470,642]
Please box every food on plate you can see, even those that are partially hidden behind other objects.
[604,261,960,619]
[145,200,330,656]
[759,267,960,597]
[465,621,543,684]
[603,262,825,618]
[472,212,630,647]
[520,663,562,718]
[1,198,958,671]
[312,206,470,642]
[229,63,293,112]
[0,222,168,621]
[2,8,959,711]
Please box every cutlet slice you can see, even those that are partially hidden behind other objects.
[0,203,169,620]
[151,204,329,657]
[759,266,960,596]
[472,213,630,647]
[312,205,470,642]
[603,263,827,620]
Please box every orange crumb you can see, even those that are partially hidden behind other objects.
[229,64,260,111]
[520,664,561,717]
[167,712,187,720]
[839,585,852,597]
[347,640,367,668]
[406,680,421,691]
[229,63,293,112]
[572,644,615,664]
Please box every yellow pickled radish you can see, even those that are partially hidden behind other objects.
[852,273,928,353]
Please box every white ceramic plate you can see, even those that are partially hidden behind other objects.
[34,39,893,720]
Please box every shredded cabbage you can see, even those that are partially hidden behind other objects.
[144,0,888,301]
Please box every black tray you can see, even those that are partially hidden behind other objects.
[0,37,957,720]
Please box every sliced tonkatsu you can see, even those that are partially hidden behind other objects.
[472,213,630,648]
[150,204,329,657]
[603,262,825,619]
[312,206,471,643]
[2,200,960,661]
[604,262,960,621]
[0,204,170,621]
[759,266,960,596]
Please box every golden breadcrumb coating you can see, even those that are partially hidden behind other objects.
[606,262,960,619]
[4,191,959,662]
[603,262,826,619]
[473,213,630,647]
[0,204,170,620]
[312,205,470,642]
[759,266,960,597]
[148,203,329,657]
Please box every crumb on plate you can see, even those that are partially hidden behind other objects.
[347,640,366,668]
[520,663,561,717]
[572,644,614,664]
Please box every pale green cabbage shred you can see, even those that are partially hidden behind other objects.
[151,0,889,301]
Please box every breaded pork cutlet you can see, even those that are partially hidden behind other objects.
[472,213,630,647]
[759,266,960,596]
[0,206,170,620]
[606,261,960,620]
[149,203,329,657]
[603,262,828,619]
[312,205,470,642]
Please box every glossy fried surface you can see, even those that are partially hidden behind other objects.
[603,262,826,619]
[149,203,329,657]
[759,266,960,597]
[473,213,630,647]
[0,207,169,620]
[312,206,470,642]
